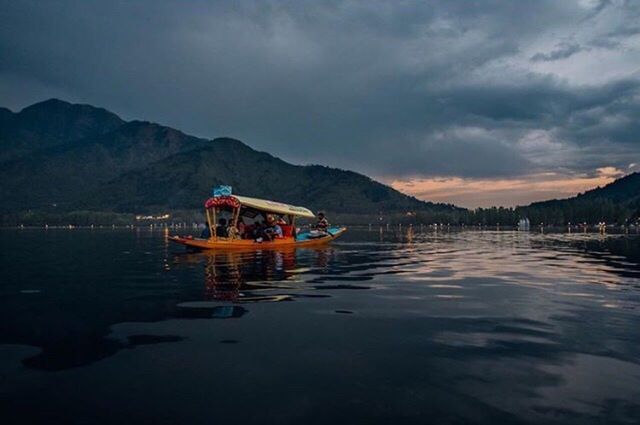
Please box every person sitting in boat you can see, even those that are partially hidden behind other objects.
[216,218,228,238]
[228,217,245,240]
[276,216,295,237]
[315,212,329,232]
[262,215,283,241]
[200,223,211,239]
[237,217,246,237]
[252,220,264,241]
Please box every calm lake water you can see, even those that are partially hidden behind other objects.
[1,227,640,424]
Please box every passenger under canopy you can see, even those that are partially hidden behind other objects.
[203,194,315,240]
[169,186,346,249]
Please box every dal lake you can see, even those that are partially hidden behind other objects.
[1,227,640,425]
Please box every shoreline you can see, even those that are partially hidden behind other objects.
[2,223,639,235]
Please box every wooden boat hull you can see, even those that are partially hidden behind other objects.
[169,227,347,250]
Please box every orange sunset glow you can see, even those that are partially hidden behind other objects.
[389,167,631,208]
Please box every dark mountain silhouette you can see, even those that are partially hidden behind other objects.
[0,107,13,124]
[87,137,445,214]
[2,98,636,226]
[0,99,125,163]
[516,172,640,225]
[0,120,207,210]
[0,99,456,219]
[580,172,640,203]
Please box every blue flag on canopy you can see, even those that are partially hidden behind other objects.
[212,185,232,197]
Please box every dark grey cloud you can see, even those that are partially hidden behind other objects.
[530,43,584,62]
[580,0,612,22]
[589,24,640,50]
[0,0,639,180]
[587,2,640,50]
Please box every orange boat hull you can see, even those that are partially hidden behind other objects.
[169,227,346,250]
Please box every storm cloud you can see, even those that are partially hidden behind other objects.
[530,42,585,62]
[1,0,639,182]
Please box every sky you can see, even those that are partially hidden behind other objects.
[1,0,639,208]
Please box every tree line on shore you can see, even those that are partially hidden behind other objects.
[2,99,637,228]
[4,198,638,227]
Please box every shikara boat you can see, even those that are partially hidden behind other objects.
[169,191,346,250]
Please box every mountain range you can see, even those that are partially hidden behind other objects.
[0,99,458,222]
[516,172,640,225]
[1,99,637,226]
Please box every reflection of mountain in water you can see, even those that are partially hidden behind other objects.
[3,228,640,376]
[14,247,338,370]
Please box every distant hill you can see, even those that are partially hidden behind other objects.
[4,98,635,226]
[516,172,640,224]
[0,99,458,222]
[0,99,125,164]
[86,137,446,214]
[0,119,207,210]
[580,172,640,203]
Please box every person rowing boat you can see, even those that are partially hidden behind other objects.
[307,211,332,238]
[315,212,329,231]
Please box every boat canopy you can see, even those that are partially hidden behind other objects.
[205,194,315,218]
[234,195,315,218]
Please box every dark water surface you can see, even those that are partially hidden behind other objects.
[1,228,640,424]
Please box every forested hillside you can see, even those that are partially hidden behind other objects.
[0,99,458,224]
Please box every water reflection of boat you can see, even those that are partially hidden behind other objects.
[174,247,333,303]
[169,189,346,250]
[202,250,296,302]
